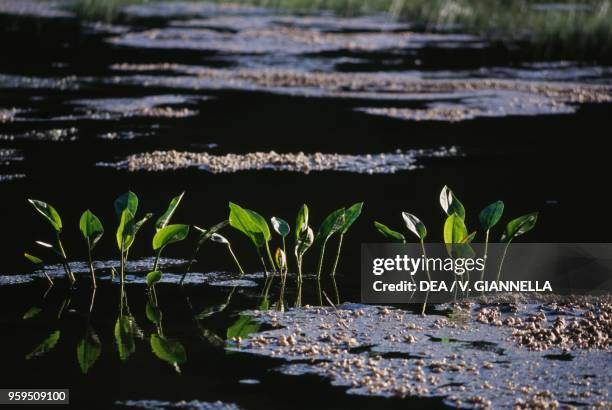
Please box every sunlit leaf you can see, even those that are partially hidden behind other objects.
[229,202,270,248]
[28,199,62,232]
[152,224,190,251]
[340,202,363,235]
[374,221,406,243]
[444,214,468,244]
[440,186,466,220]
[114,191,138,220]
[402,212,427,240]
[227,315,260,340]
[315,208,345,244]
[145,301,162,325]
[271,217,290,238]
[156,192,185,231]
[294,204,309,240]
[146,270,162,287]
[24,253,43,265]
[79,210,104,250]
[295,227,314,258]
[502,212,538,242]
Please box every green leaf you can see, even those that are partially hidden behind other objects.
[79,210,104,250]
[444,214,468,244]
[227,315,260,340]
[153,224,190,251]
[145,301,162,325]
[502,212,538,242]
[271,217,290,238]
[295,227,314,258]
[315,208,345,244]
[196,303,228,320]
[440,186,466,220]
[479,201,504,231]
[156,192,185,231]
[402,212,427,240]
[114,315,136,361]
[114,191,138,220]
[229,202,270,249]
[22,306,42,319]
[294,204,309,240]
[195,220,229,248]
[28,199,62,232]
[116,209,135,251]
[77,327,101,374]
[374,221,406,243]
[146,270,162,287]
[24,253,43,265]
[340,202,363,235]
[210,233,229,245]
[150,334,186,365]
[461,231,477,243]
[26,330,60,360]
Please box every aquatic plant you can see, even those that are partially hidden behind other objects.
[497,212,539,280]
[114,191,152,286]
[402,212,430,315]
[79,210,104,288]
[152,224,190,272]
[478,201,504,282]
[315,208,346,279]
[374,221,406,243]
[294,204,314,307]
[28,199,76,284]
[271,217,290,262]
[228,202,275,274]
[211,233,245,275]
[180,220,229,285]
[331,202,363,277]
[275,248,288,311]
[24,252,53,286]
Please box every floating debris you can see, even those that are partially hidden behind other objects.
[98,148,459,174]
[72,95,204,120]
[0,107,22,123]
[0,128,78,142]
[231,302,611,408]
[115,399,243,410]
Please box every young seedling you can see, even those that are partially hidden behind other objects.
[115,191,152,286]
[180,220,228,285]
[331,202,363,277]
[155,192,185,231]
[211,233,245,275]
[275,248,288,311]
[293,204,312,307]
[28,199,76,284]
[402,212,430,315]
[271,217,290,262]
[228,202,275,275]
[478,201,504,283]
[152,224,190,272]
[24,252,53,286]
[374,221,406,243]
[79,210,104,289]
[440,185,466,220]
[315,208,346,279]
[145,270,162,304]
[497,212,538,281]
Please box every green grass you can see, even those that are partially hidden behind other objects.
[70,0,612,60]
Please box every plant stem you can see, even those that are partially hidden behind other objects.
[265,242,276,273]
[330,234,344,277]
[56,233,76,284]
[420,239,432,316]
[331,275,340,305]
[120,242,125,287]
[316,238,328,279]
[496,240,512,282]
[227,244,245,276]
[87,240,97,289]
[295,258,303,308]
[153,248,162,272]
[480,229,490,294]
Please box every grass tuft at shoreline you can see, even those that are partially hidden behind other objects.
[70,0,612,61]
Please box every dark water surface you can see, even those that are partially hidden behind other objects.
[1,1,611,408]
